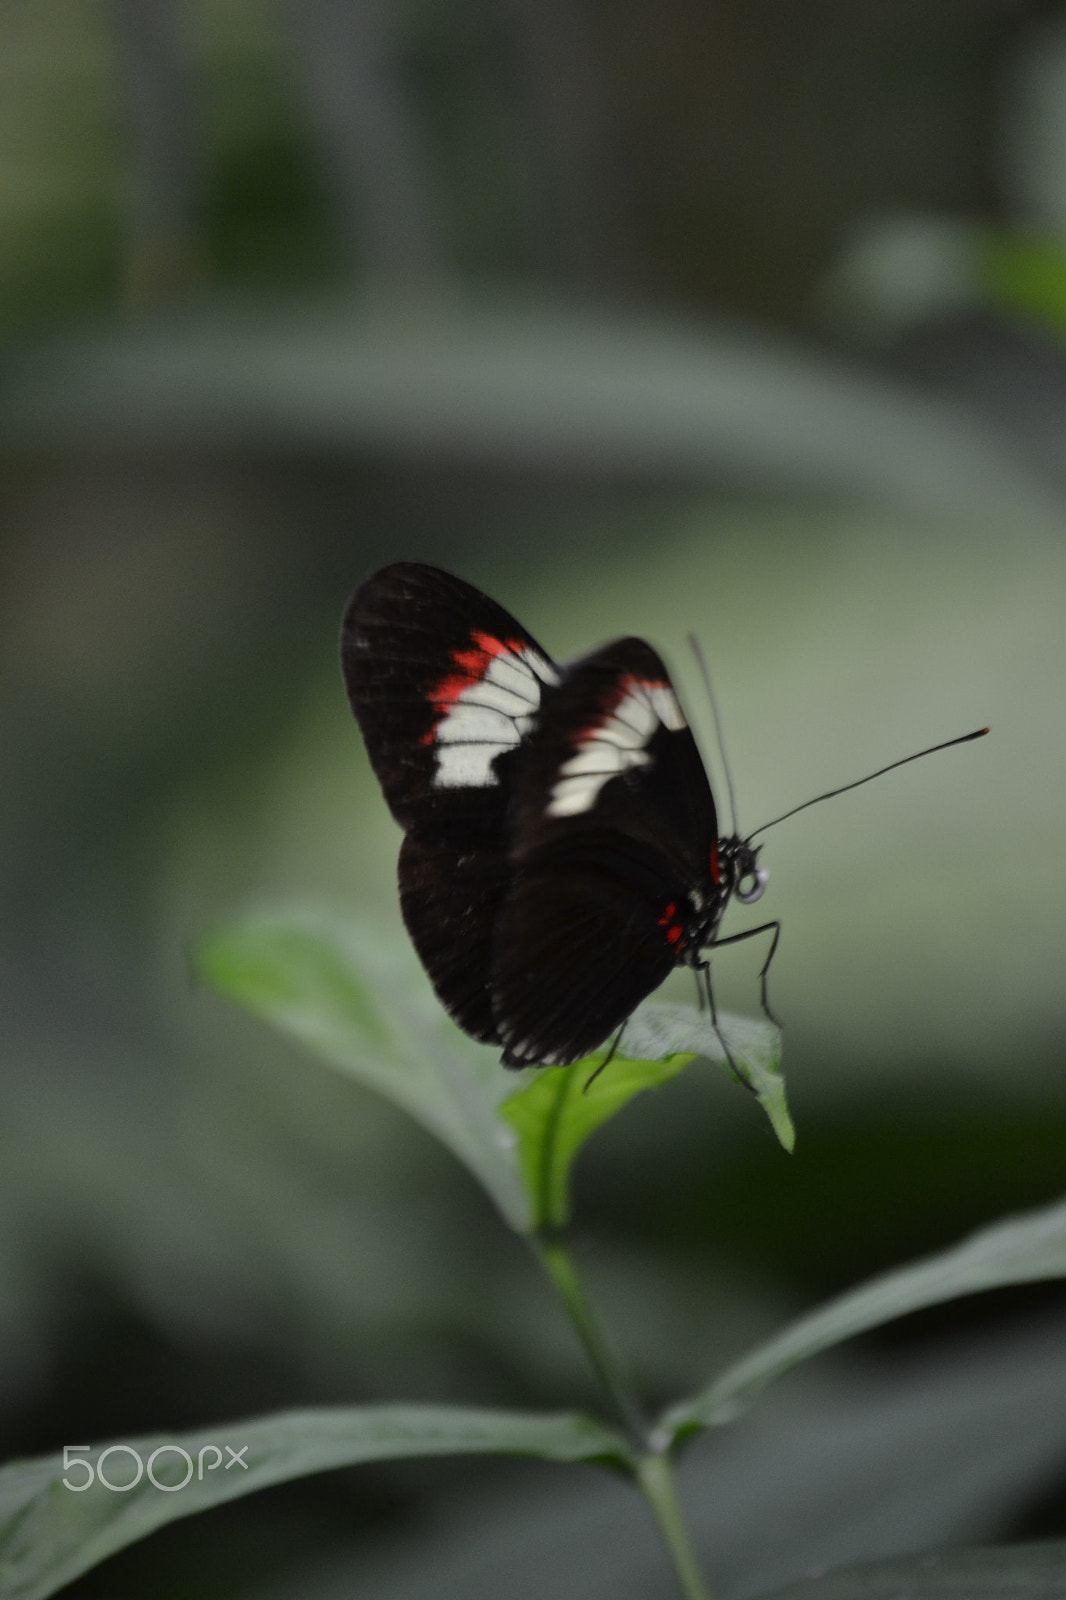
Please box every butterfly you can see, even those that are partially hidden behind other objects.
[340,562,777,1068]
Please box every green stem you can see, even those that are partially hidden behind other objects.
[532,1233,714,1598]
[532,1233,648,1450]
[636,1452,714,1600]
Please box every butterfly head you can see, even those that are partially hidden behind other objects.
[719,836,768,906]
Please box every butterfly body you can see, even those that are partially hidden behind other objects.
[342,562,765,1067]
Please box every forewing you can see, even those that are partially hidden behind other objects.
[341,562,560,831]
[509,637,719,887]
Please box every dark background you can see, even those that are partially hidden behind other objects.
[3,3,1066,1596]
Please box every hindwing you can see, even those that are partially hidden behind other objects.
[508,637,719,885]
[491,833,689,1065]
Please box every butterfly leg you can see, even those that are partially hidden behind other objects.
[696,960,754,1088]
[707,920,783,1031]
[583,1021,626,1094]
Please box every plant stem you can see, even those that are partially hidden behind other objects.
[533,1233,647,1449]
[531,1234,715,1597]
[636,1452,714,1600]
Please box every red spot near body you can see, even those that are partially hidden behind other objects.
[657,902,683,945]
[422,632,521,741]
[709,839,721,884]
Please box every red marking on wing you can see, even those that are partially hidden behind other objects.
[421,631,523,741]
[657,902,683,946]
[709,838,721,884]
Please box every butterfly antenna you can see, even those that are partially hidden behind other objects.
[688,632,739,835]
[746,727,989,841]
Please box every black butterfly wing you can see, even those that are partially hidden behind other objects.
[341,562,560,832]
[396,828,511,1043]
[492,833,688,1065]
[341,562,560,1046]
[492,638,721,1065]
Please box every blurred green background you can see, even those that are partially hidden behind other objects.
[3,3,1066,1597]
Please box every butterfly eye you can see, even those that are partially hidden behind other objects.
[736,867,768,905]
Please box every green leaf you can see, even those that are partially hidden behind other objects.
[980,229,1066,341]
[660,1193,1066,1442]
[198,913,788,1235]
[499,1052,686,1233]
[196,909,532,1231]
[500,1004,785,1230]
[758,1541,1066,1598]
[623,1005,791,1151]
[0,1405,630,1600]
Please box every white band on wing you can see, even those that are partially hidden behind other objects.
[428,635,559,788]
[547,679,685,817]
